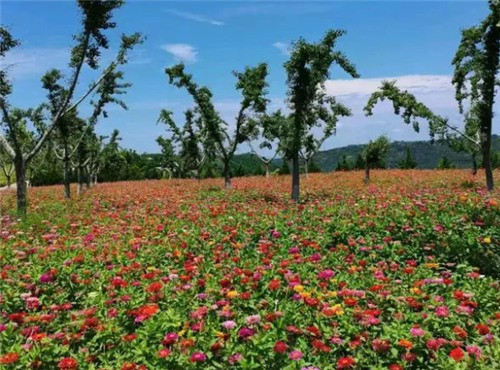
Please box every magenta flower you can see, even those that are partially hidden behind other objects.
[190,352,207,363]
[317,269,335,280]
[466,345,482,360]
[228,353,243,364]
[238,327,255,339]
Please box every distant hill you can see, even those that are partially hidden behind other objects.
[234,134,500,172]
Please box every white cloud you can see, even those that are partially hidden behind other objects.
[325,75,453,97]
[1,47,70,80]
[165,9,224,26]
[161,44,198,64]
[272,42,290,56]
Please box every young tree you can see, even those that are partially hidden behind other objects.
[365,1,498,190]
[437,156,455,169]
[284,29,359,201]
[363,136,389,184]
[354,153,365,170]
[336,154,351,171]
[165,63,269,188]
[399,147,418,169]
[0,1,142,215]
[248,110,289,177]
[158,109,214,179]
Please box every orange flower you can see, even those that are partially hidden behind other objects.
[399,339,413,350]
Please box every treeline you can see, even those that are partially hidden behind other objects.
[1,0,498,216]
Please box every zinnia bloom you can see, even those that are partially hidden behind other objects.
[449,347,465,361]
[190,352,207,363]
[222,320,236,330]
[337,356,356,369]
[0,352,19,364]
[289,350,303,361]
[274,341,288,353]
[58,357,78,369]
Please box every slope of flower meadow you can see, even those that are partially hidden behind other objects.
[0,170,499,369]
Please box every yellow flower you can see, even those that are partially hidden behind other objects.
[226,290,239,299]
[483,237,491,244]
[410,287,422,295]
[327,291,338,298]
[299,292,311,299]
[293,285,304,293]
[424,263,439,269]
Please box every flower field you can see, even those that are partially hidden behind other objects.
[0,170,499,369]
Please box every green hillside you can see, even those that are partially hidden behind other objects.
[234,134,500,172]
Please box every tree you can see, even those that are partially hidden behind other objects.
[336,154,351,171]
[363,136,389,184]
[155,136,177,179]
[283,29,359,201]
[248,110,288,177]
[399,148,418,169]
[0,1,142,215]
[437,156,455,169]
[157,109,214,179]
[365,1,498,190]
[165,63,269,188]
[354,153,365,170]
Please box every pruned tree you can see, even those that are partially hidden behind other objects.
[165,63,269,188]
[248,110,289,177]
[283,29,359,201]
[157,109,214,179]
[365,1,498,190]
[0,1,142,215]
[363,136,389,184]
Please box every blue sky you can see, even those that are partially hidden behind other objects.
[1,0,498,154]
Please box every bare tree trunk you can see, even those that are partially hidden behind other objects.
[471,154,478,176]
[6,174,11,188]
[63,155,71,199]
[93,174,98,186]
[304,160,309,179]
[364,162,370,185]
[292,154,300,201]
[77,166,83,195]
[223,161,231,189]
[483,145,493,191]
[14,158,27,216]
[265,163,270,178]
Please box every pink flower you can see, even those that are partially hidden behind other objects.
[245,315,261,325]
[289,350,303,361]
[435,305,449,318]
[228,353,243,364]
[162,332,178,345]
[222,320,236,330]
[26,297,40,310]
[410,326,425,337]
[190,352,207,363]
[466,345,481,360]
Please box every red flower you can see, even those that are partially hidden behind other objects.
[337,356,356,369]
[449,347,465,362]
[58,357,78,369]
[158,348,171,358]
[388,365,403,370]
[268,279,281,290]
[0,352,19,364]
[476,324,490,335]
[273,341,288,353]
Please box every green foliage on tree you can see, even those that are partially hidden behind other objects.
[399,148,418,169]
[437,156,455,169]
[363,136,389,184]
[365,1,498,190]
[165,63,269,188]
[335,154,352,171]
[283,29,358,200]
[0,1,142,215]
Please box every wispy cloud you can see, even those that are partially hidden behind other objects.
[165,9,224,26]
[161,44,198,64]
[272,42,290,56]
[324,75,453,97]
[1,47,70,80]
